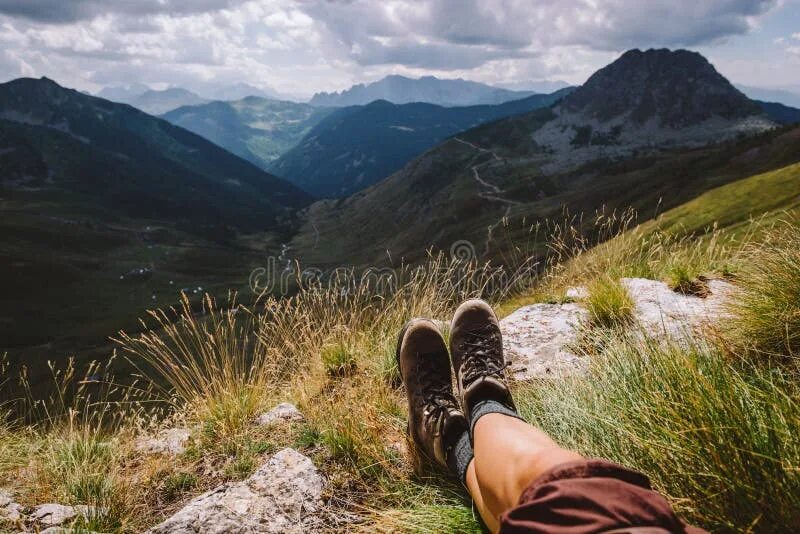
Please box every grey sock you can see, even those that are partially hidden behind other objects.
[446,431,474,486]
[470,399,523,437]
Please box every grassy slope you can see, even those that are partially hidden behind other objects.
[652,161,800,234]
[3,189,800,533]
[289,125,800,271]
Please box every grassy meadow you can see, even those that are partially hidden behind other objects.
[1,200,799,532]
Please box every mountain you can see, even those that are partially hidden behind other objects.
[270,89,573,198]
[0,77,312,363]
[0,77,310,229]
[124,88,209,115]
[286,48,786,268]
[97,83,151,103]
[204,83,276,101]
[162,97,335,169]
[756,100,800,124]
[309,75,536,107]
[737,84,800,108]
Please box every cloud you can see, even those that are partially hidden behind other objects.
[298,0,779,70]
[793,32,800,40]
[0,0,787,97]
[0,0,250,24]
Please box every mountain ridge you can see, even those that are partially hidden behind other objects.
[286,48,787,268]
[309,74,537,107]
[271,89,573,197]
[0,77,311,229]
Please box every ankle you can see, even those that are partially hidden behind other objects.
[445,429,474,486]
[470,399,523,437]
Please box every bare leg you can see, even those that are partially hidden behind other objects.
[466,413,583,532]
[465,459,499,533]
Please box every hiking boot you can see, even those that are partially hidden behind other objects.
[396,318,469,468]
[449,299,516,416]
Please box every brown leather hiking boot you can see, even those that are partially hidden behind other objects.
[449,299,516,415]
[396,318,469,468]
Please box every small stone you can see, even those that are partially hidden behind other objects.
[0,489,23,521]
[30,504,77,526]
[135,427,190,455]
[565,286,588,300]
[256,403,304,427]
[147,448,325,534]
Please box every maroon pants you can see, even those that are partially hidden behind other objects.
[499,460,707,534]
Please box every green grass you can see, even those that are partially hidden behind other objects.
[514,331,800,532]
[4,208,800,532]
[653,162,800,236]
[726,220,800,360]
[321,339,358,377]
[585,275,635,327]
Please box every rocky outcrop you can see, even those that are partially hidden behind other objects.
[620,277,733,338]
[256,403,304,426]
[148,448,324,534]
[501,278,734,380]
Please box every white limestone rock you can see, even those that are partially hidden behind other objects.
[30,504,88,527]
[135,427,191,455]
[500,278,735,380]
[565,286,588,300]
[0,489,23,521]
[500,302,588,379]
[621,277,733,339]
[147,448,325,534]
[256,403,304,426]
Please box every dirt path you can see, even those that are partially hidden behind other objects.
[452,137,521,256]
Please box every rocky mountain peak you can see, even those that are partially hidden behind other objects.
[563,48,762,127]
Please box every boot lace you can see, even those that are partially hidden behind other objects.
[459,325,509,387]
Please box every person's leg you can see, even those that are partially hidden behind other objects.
[465,459,499,533]
[470,414,582,528]
[450,300,707,534]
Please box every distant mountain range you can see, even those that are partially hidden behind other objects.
[0,78,309,230]
[309,75,538,107]
[98,87,209,115]
[162,97,334,169]
[97,83,293,114]
[271,89,574,198]
[287,48,788,267]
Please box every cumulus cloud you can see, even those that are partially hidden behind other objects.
[0,0,251,23]
[0,0,788,97]
[299,0,777,69]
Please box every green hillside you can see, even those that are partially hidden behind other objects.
[0,78,311,384]
[289,123,800,270]
[653,161,800,234]
[162,97,334,170]
[270,89,572,198]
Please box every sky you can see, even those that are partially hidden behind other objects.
[0,0,798,100]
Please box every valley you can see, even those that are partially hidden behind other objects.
[1,48,800,396]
